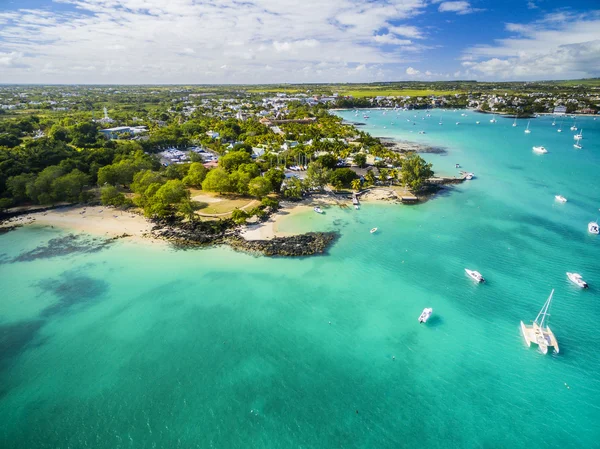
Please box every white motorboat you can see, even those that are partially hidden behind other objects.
[555,195,567,203]
[520,290,559,355]
[314,207,323,214]
[512,118,517,127]
[418,130,426,134]
[524,121,531,134]
[455,163,461,168]
[574,130,583,140]
[370,227,378,234]
[418,308,433,324]
[570,123,577,131]
[456,122,460,125]
[354,205,359,210]
[465,172,474,180]
[476,121,480,124]
[589,222,599,234]
[465,268,485,283]
[532,146,548,154]
[490,114,497,123]
[574,142,582,149]
[567,272,588,288]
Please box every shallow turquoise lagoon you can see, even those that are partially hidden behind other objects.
[1,110,600,448]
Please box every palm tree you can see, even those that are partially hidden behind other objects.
[365,170,376,186]
[378,168,389,184]
[351,179,362,192]
[389,168,398,185]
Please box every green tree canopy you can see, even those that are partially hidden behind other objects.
[401,154,434,191]
[182,162,208,188]
[202,168,233,194]
[219,150,252,173]
[248,176,272,199]
[305,161,330,190]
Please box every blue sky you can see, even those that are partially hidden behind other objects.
[0,0,599,83]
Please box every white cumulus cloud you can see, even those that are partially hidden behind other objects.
[462,11,600,79]
[0,0,431,83]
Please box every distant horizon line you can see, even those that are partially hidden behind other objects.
[0,78,599,87]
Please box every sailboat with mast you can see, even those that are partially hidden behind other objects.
[520,290,559,355]
[512,117,517,127]
[570,120,577,131]
[524,120,531,134]
[557,121,563,133]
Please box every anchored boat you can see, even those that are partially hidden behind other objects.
[567,272,588,288]
[588,222,599,234]
[465,269,485,283]
[533,146,548,154]
[555,195,567,203]
[520,290,559,355]
[370,227,378,234]
[314,207,323,214]
[418,308,433,324]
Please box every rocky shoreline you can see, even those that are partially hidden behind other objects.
[379,137,447,155]
[151,217,339,257]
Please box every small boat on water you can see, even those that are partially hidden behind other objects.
[476,121,480,124]
[520,289,559,355]
[370,227,378,234]
[512,118,517,127]
[574,141,582,149]
[567,272,588,288]
[314,207,323,214]
[533,146,548,154]
[574,129,583,140]
[589,221,599,234]
[465,172,474,180]
[418,130,426,134]
[570,122,577,131]
[490,114,497,123]
[555,195,567,203]
[354,205,359,210]
[465,269,485,283]
[524,121,531,134]
[455,163,461,168]
[418,308,433,324]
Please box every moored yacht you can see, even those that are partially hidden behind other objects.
[574,141,582,149]
[370,227,378,234]
[314,207,323,214]
[465,172,474,180]
[574,129,583,140]
[520,290,559,355]
[567,272,588,288]
[418,308,433,324]
[524,121,531,134]
[589,221,599,234]
[465,269,485,283]
[490,114,497,123]
[555,195,567,203]
[533,146,548,154]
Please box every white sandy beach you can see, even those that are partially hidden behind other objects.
[1,206,154,241]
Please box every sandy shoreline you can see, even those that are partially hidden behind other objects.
[1,189,407,243]
[1,205,155,242]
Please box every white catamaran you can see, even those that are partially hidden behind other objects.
[520,290,559,355]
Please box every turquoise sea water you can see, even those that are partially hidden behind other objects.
[2,110,600,448]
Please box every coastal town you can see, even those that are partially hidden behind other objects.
[2,81,599,251]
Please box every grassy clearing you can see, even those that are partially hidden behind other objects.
[339,89,462,98]
[190,190,257,215]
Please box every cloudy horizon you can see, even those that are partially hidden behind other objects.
[1,0,599,84]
